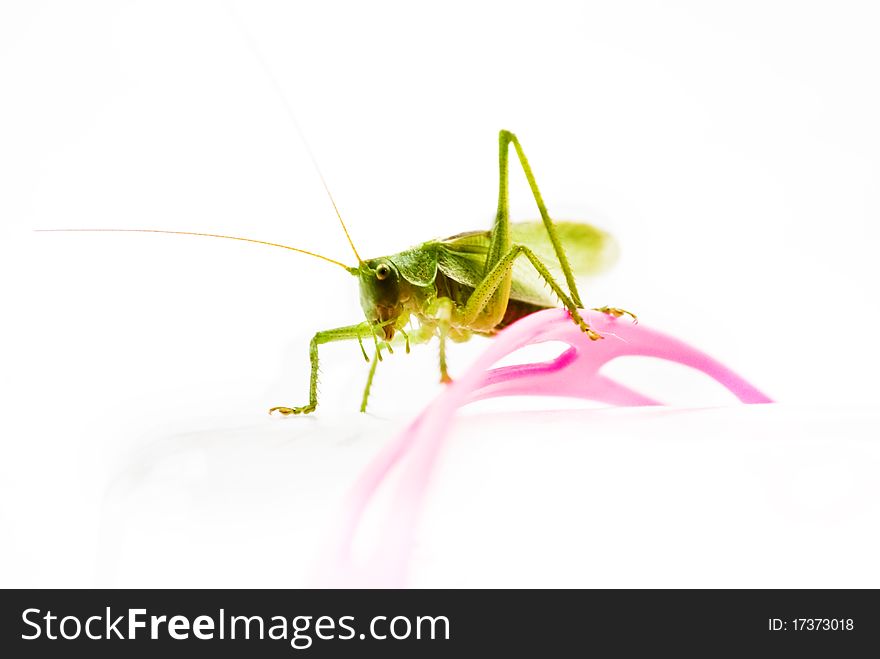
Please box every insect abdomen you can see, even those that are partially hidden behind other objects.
[495,298,549,330]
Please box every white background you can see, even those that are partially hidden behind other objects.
[2,1,879,587]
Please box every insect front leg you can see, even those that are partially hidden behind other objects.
[457,244,602,340]
[360,321,434,412]
[270,322,373,416]
[360,345,382,413]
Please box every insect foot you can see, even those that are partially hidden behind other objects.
[568,311,604,341]
[593,306,638,323]
[269,405,316,416]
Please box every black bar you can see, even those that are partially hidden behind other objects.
[1,589,876,656]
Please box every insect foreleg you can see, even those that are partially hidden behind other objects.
[397,326,411,353]
[457,244,602,341]
[492,130,585,308]
[360,346,382,413]
[270,321,373,416]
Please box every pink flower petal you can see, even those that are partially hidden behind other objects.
[317,309,772,586]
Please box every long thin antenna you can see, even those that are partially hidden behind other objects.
[35,229,354,271]
[226,4,363,264]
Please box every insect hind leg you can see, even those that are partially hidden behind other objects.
[593,306,638,323]
[456,244,602,340]
[490,130,585,309]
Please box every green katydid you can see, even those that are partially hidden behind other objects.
[41,130,633,414]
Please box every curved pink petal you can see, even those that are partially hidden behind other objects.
[317,309,772,587]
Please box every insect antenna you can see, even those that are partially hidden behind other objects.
[312,161,362,265]
[34,229,355,271]
[227,5,363,264]
[41,15,365,273]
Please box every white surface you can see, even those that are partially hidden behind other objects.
[89,405,880,588]
[1,1,879,587]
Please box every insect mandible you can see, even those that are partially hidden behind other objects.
[42,130,634,414]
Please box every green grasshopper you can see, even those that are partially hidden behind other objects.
[44,130,631,414]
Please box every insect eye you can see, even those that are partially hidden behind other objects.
[376,263,391,280]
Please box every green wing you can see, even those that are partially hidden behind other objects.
[436,221,618,307]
